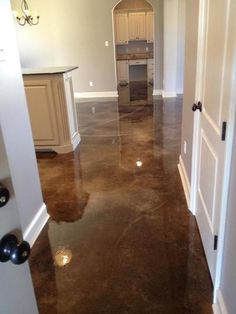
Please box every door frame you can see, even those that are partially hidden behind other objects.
[111,0,156,93]
[190,0,236,301]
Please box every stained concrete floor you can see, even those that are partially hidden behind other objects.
[30,84,213,314]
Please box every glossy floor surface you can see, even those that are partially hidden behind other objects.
[31,84,213,314]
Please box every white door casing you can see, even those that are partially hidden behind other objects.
[191,0,236,287]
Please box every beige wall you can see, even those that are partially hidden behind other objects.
[163,0,179,96]
[11,0,163,94]
[177,0,185,93]
[180,0,199,182]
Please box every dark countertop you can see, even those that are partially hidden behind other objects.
[116,52,153,61]
[22,66,78,75]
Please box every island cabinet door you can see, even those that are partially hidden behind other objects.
[24,79,60,146]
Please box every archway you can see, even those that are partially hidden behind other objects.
[112,0,155,102]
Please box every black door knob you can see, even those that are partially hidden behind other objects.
[0,234,31,265]
[192,101,202,112]
[0,184,10,207]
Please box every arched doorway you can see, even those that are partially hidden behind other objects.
[112,0,155,103]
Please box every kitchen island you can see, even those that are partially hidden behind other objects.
[22,66,80,154]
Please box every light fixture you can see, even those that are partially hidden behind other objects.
[13,0,39,26]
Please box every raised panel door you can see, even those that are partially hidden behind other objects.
[128,13,137,40]
[137,12,146,40]
[195,0,235,283]
[115,13,128,44]
[24,80,60,146]
[128,12,146,41]
[146,11,154,43]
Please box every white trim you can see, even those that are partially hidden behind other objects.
[190,0,207,216]
[213,289,228,314]
[74,91,118,100]
[72,132,81,150]
[35,133,81,154]
[177,89,183,94]
[162,91,177,98]
[23,203,49,247]
[213,304,221,314]
[178,155,191,208]
[153,89,163,96]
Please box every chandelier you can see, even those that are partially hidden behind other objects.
[13,0,40,26]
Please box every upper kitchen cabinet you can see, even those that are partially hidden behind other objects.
[146,11,154,43]
[115,13,129,45]
[128,12,146,41]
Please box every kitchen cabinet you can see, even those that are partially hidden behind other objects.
[23,67,80,154]
[117,60,129,83]
[128,12,146,41]
[147,58,154,84]
[146,11,154,43]
[115,13,129,45]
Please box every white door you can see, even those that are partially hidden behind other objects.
[0,0,41,312]
[193,0,236,282]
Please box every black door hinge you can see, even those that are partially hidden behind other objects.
[221,122,227,141]
[214,235,218,250]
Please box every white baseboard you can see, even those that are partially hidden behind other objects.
[153,89,163,96]
[23,203,49,247]
[177,89,183,94]
[72,132,81,150]
[213,289,228,314]
[162,91,177,98]
[178,155,191,209]
[74,91,118,100]
[213,304,221,314]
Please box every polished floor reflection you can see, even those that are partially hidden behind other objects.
[31,88,213,314]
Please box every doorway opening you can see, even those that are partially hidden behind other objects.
[112,0,154,105]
